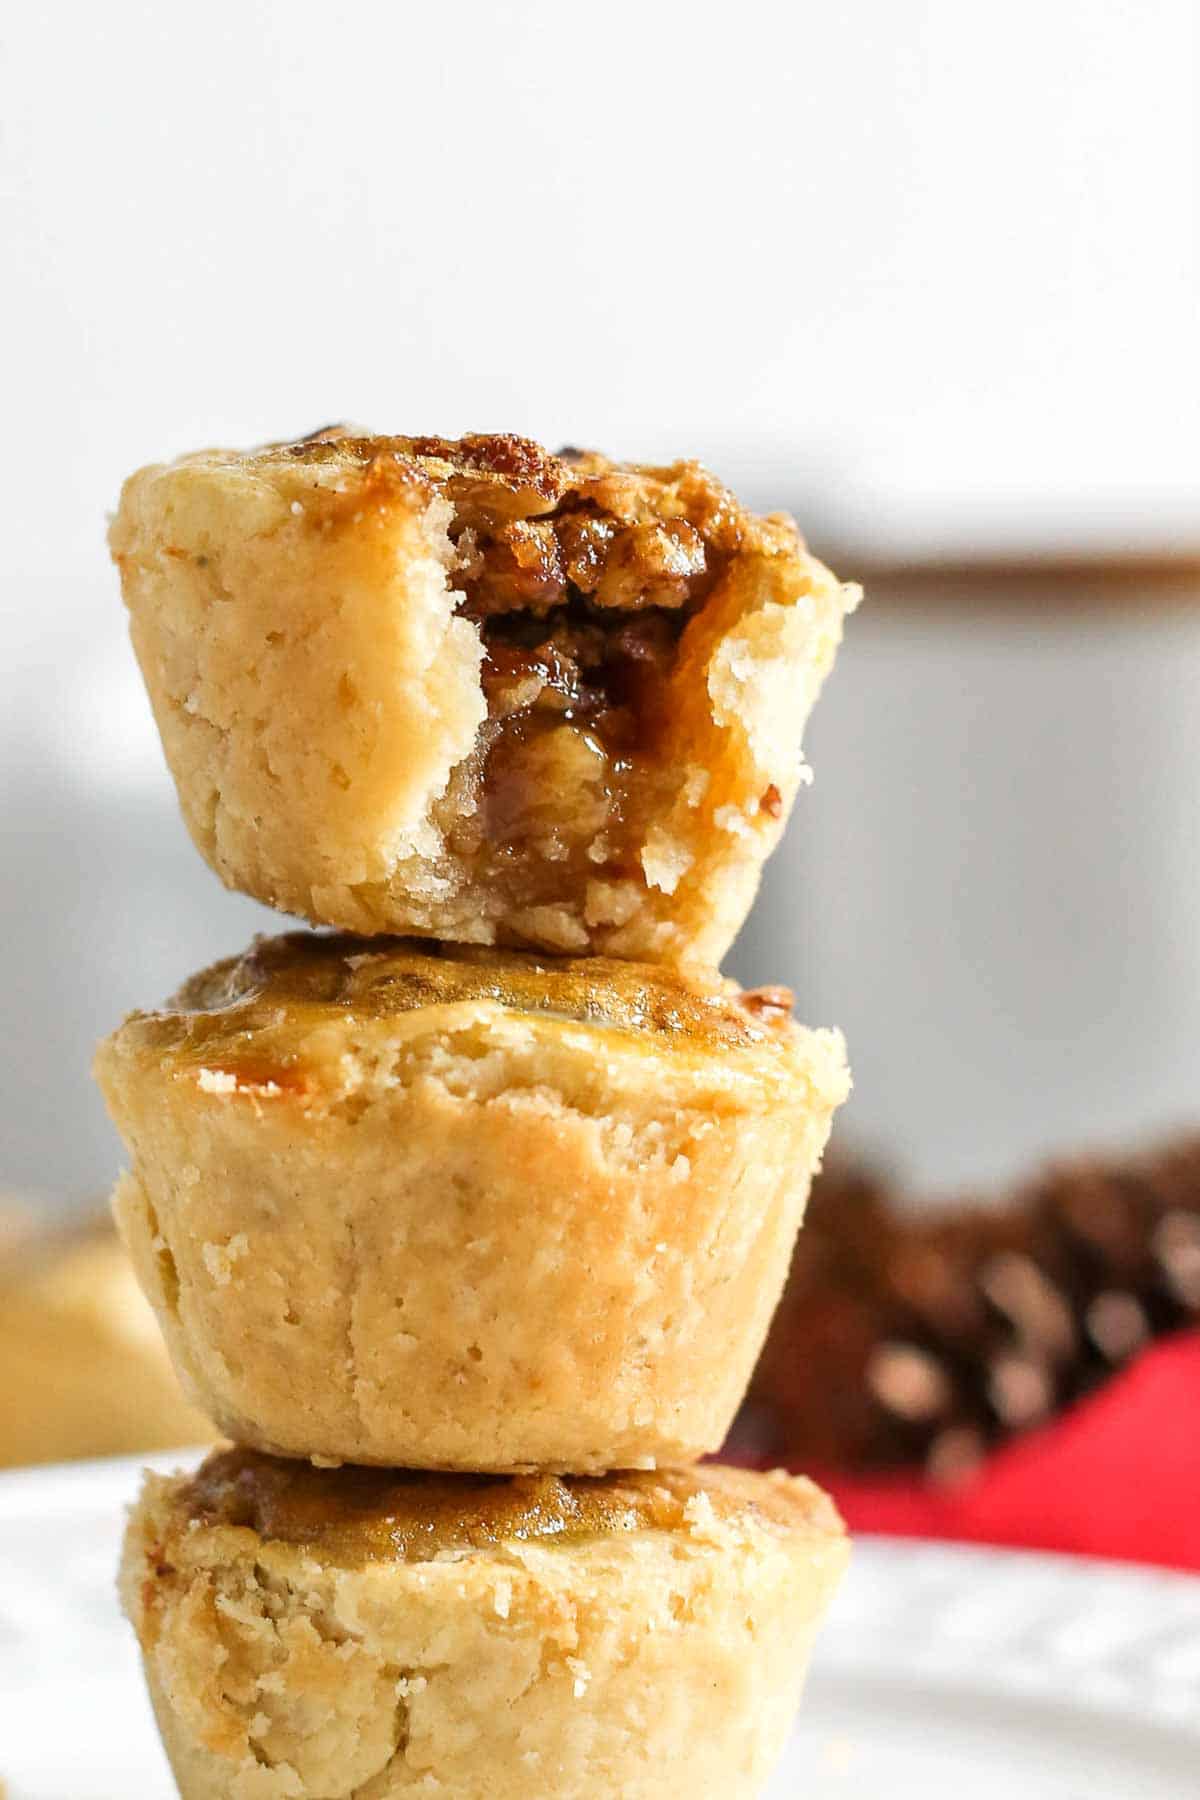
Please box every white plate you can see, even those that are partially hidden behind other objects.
[1,1453,1198,1798]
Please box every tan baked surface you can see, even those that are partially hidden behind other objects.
[129,928,813,1072]
[0,1216,214,1468]
[110,430,856,964]
[123,1452,848,1799]
[95,933,849,1470]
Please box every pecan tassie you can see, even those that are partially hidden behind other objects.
[110,429,856,959]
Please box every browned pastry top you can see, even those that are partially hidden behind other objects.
[263,428,797,619]
[135,931,799,1062]
[742,1138,1200,1481]
[184,1447,826,1565]
[275,426,798,572]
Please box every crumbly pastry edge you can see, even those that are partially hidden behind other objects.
[121,1460,849,1799]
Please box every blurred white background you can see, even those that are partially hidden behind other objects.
[1,0,1197,1206]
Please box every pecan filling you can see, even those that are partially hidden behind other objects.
[474,602,683,848]
[443,499,729,919]
[276,432,757,942]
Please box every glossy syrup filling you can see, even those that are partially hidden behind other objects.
[439,507,722,935]
[138,937,797,1094]
[276,432,765,941]
[181,1448,797,1567]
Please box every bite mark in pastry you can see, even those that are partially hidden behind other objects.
[122,1447,849,1799]
[109,431,857,964]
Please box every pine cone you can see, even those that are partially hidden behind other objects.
[737,1136,1200,1480]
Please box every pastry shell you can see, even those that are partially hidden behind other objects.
[122,1448,849,1800]
[95,933,849,1471]
[109,431,856,965]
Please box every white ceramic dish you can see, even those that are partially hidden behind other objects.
[1,1453,1198,1798]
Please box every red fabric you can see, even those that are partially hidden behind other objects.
[782,1333,1200,1571]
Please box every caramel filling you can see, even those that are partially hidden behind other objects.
[442,504,727,930]
[133,935,797,1084]
[182,1448,799,1567]
[271,432,779,944]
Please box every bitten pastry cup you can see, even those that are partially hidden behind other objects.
[122,1448,849,1800]
[95,933,849,1471]
[109,430,857,966]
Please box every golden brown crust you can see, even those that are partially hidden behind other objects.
[150,931,799,1059]
[103,933,827,1122]
[109,430,856,963]
[268,427,570,511]
[256,427,783,561]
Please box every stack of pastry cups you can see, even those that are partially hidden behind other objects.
[97,432,858,1800]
